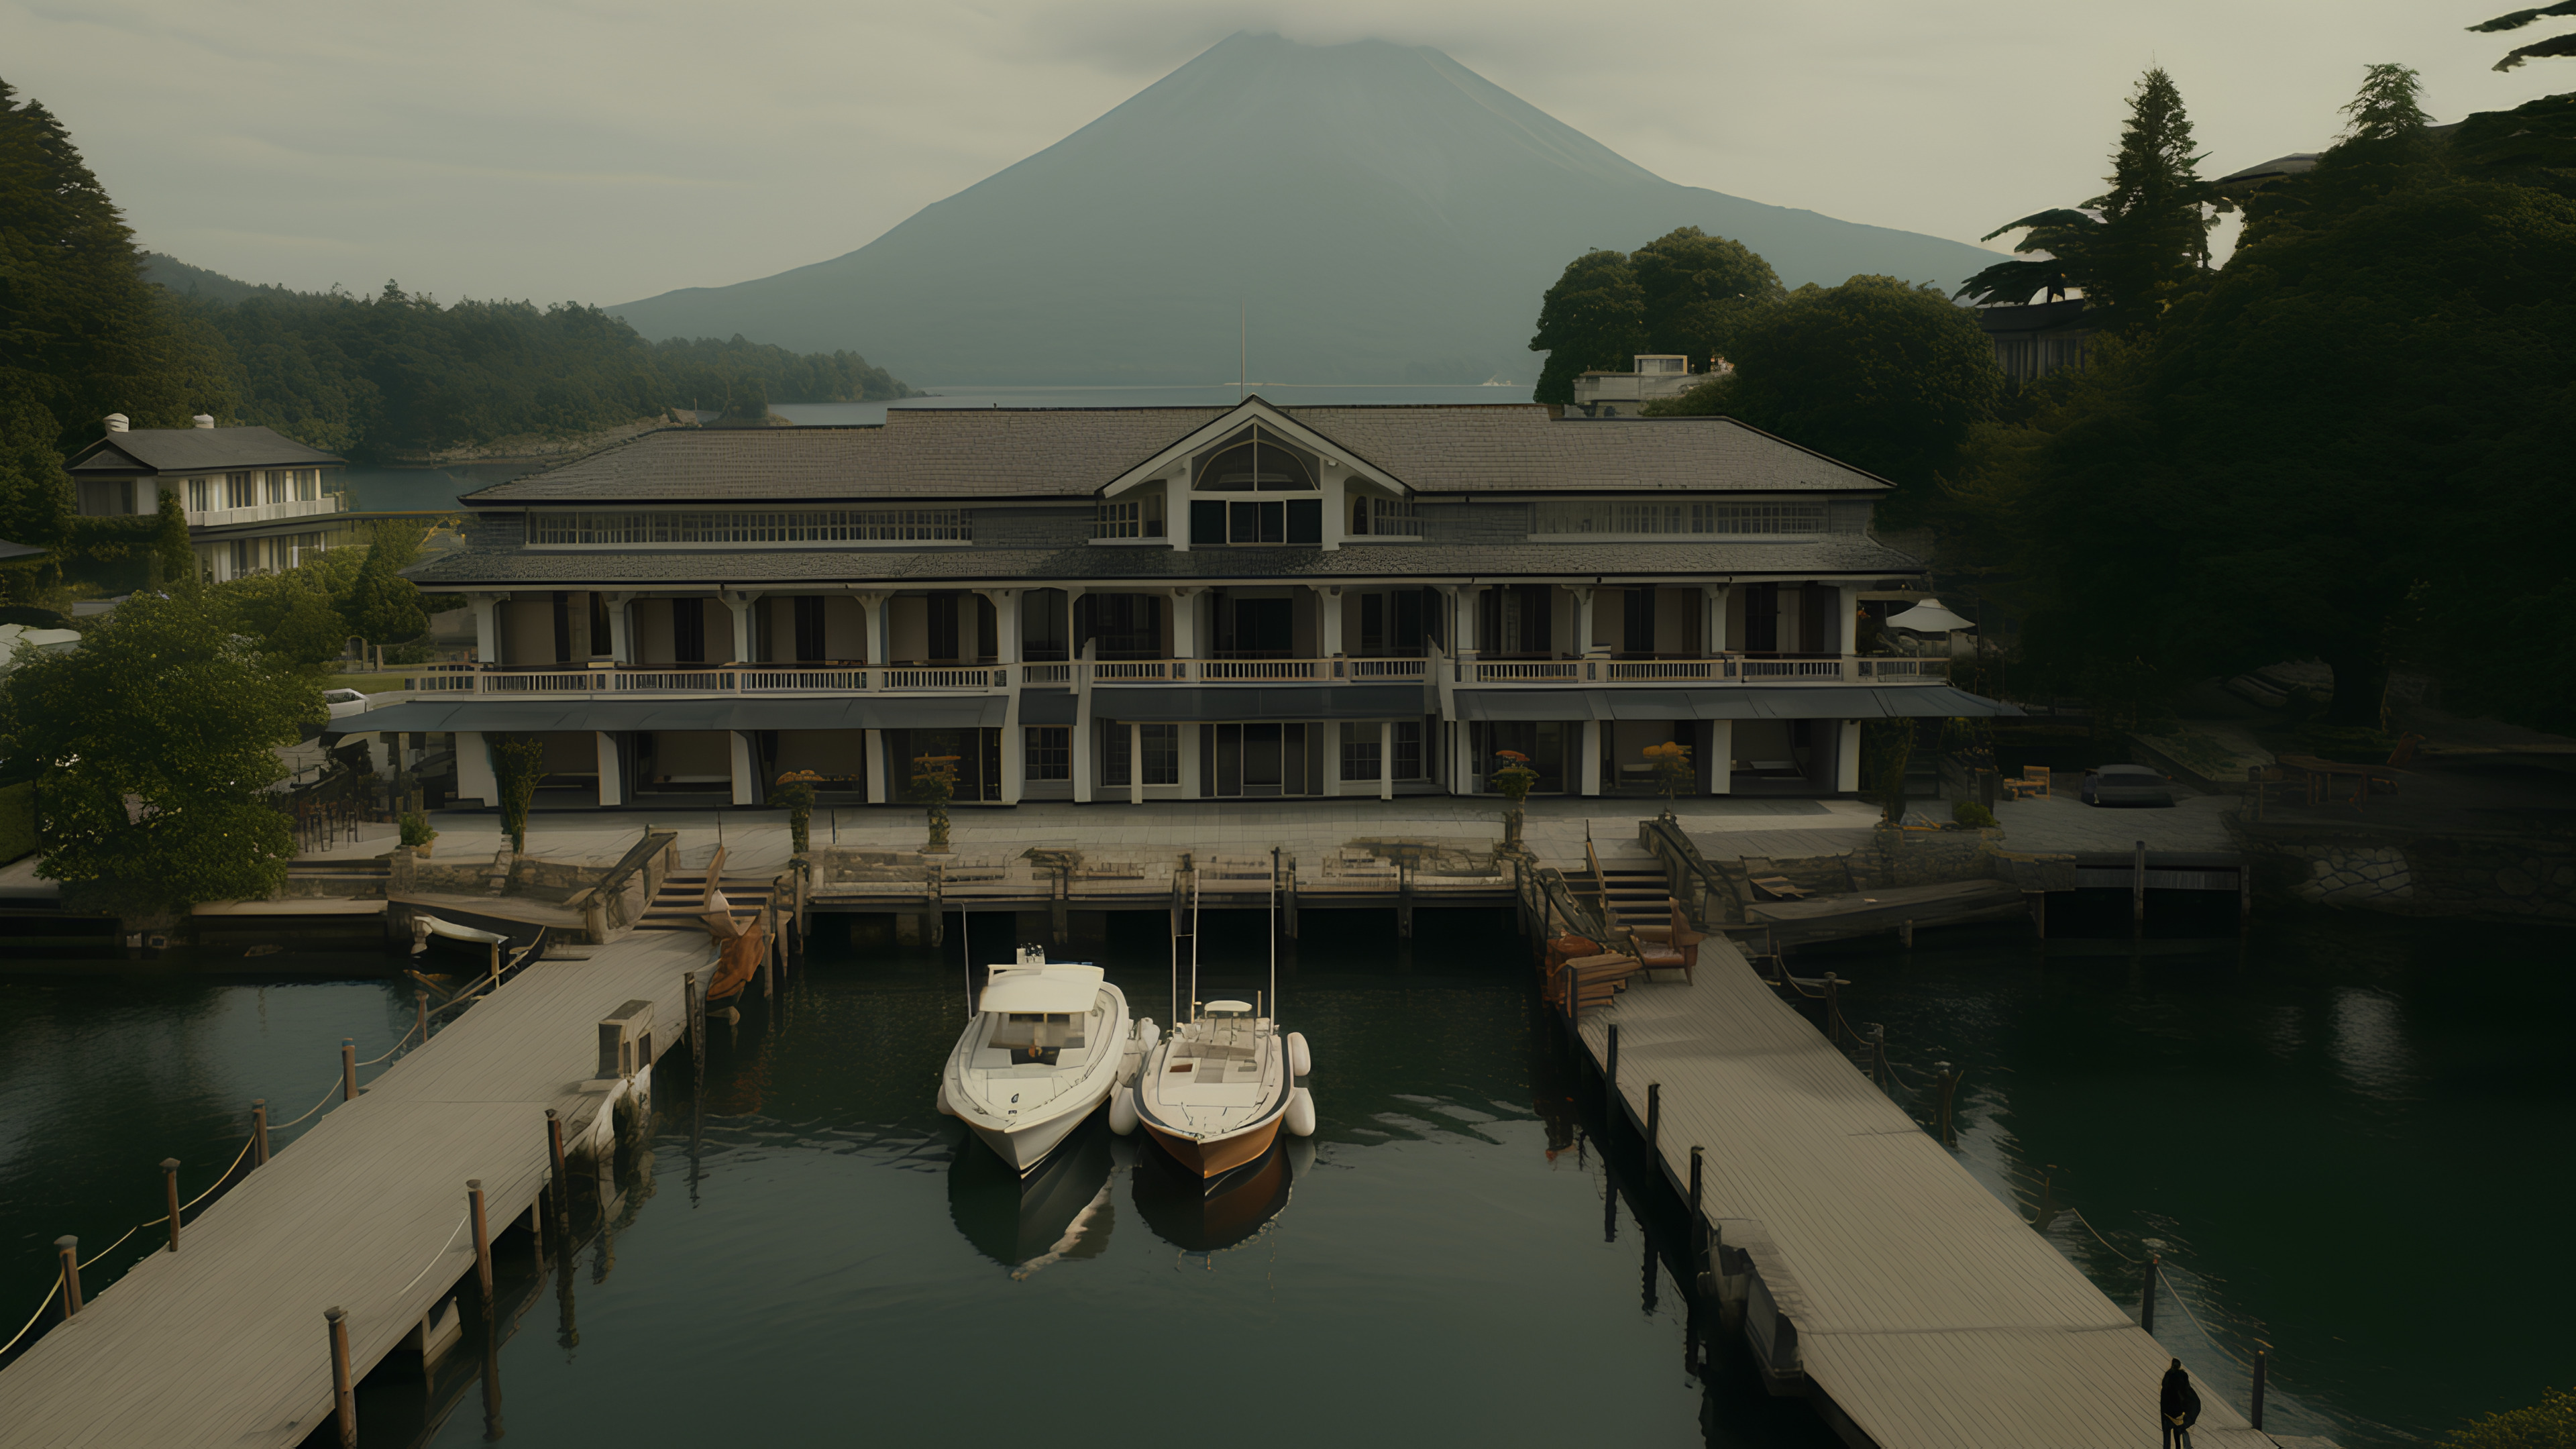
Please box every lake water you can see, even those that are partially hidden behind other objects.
[1,904,2562,1446]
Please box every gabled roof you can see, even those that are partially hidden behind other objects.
[67,427,345,476]
[1099,396,1414,498]
[462,403,1892,506]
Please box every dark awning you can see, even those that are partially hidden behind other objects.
[1450,691,1603,722]
[1019,690,1078,725]
[334,695,1008,737]
[1091,684,1430,722]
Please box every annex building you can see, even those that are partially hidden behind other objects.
[377,398,2008,810]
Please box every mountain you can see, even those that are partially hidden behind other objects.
[140,252,305,305]
[609,33,2002,385]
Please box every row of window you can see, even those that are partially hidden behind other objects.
[1529,500,1828,536]
[531,509,973,545]
[184,470,326,511]
[1022,721,1424,786]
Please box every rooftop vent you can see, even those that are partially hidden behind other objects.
[191,414,215,429]
[104,413,129,433]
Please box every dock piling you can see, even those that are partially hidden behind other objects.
[2251,1347,2267,1428]
[1899,918,1914,949]
[340,1039,357,1102]
[325,1307,355,1448]
[415,991,428,1046]
[2029,890,2047,939]
[2141,1252,2158,1334]
[2132,841,2147,929]
[1688,1144,1703,1222]
[1934,1062,1957,1144]
[467,1180,494,1300]
[545,1110,570,1224]
[1397,864,1415,938]
[1605,1023,1619,1103]
[161,1159,181,1252]
[1647,1083,1661,1157]
[250,1100,269,1167]
[55,1236,80,1317]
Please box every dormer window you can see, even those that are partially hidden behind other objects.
[1094,492,1165,539]
[1191,426,1316,492]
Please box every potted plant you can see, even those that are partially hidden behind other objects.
[488,734,547,854]
[1642,740,1694,818]
[771,769,822,854]
[1489,749,1539,849]
[399,811,438,857]
[911,753,960,854]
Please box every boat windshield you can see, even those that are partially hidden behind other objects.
[991,1012,1085,1066]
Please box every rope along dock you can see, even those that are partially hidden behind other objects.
[0,930,718,1448]
[1574,938,2282,1449]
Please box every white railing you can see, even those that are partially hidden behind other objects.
[1472,660,1583,683]
[1740,657,1851,681]
[880,667,996,690]
[1605,659,1735,682]
[1342,657,1428,680]
[1856,657,1950,680]
[741,668,871,692]
[1022,663,1073,685]
[614,669,735,692]
[1198,659,1322,682]
[185,496,342,529]
[394,663,1008,696]
[1093,660,1187,682]
[1462,655,1952,686]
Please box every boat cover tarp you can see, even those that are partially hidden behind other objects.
[980,965,1106,1014]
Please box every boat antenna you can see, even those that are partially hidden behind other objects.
[1269,847,1279,1026]
[960,908,971,1021]
[1189,867,1201,1024]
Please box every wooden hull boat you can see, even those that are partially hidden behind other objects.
[1130,1002,1312,1180]
[940,950,1139,1176]
[1132,1134,1294,1253]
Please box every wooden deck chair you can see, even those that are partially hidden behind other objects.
[1628,898,1706,983]
[2002,765,2051,800]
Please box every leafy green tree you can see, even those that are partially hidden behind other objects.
[0,590,317,914]
[0,396,71,546]
[211,565,356,670]
[1630,227,1784,366]
[2443,1384,2576,1449]
[337,523,435,645]
[1646,276,2002,522]
[2241,66,2438,246]
[1529,250,1646,405]
[2471,1,2576,72]
[1962,68,2213,331]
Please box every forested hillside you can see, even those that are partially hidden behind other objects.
[0,76,912,552]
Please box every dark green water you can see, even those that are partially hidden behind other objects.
[1,905,2565,1446]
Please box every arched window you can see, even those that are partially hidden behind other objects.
[1192,426,1314,492]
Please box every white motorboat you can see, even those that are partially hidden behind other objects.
[1121,859,1317,1179]
[941,947,1142,1175]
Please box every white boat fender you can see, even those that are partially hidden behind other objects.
[1136,1018,1161,1053]
[936,1081,957,1118]
[1108,1085,1140,1137]
[1285,1086,1317,1138]
[1286,1031,1312,1079]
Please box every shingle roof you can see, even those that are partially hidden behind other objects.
[460,403,1891,505]
[405,535,1925,588]
[67,428,345,475]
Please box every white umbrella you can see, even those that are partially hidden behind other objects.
[1884,598,1974,633]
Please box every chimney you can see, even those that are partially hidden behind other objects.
[191,414,215,429]
[105,413,129,433]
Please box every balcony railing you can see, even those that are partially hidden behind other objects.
[1464,655,1951,686]
[404,663,1012,696]
[186,496,343,529]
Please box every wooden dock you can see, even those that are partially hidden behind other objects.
[1574,940,2279,1449]
[0,929,720,1448]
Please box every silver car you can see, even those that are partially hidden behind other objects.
[2082,763,2174,806]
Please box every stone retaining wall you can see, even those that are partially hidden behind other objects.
[2239,828,2575,924]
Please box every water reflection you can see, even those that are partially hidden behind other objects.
[1130,1138,1300,1257]
[947,1124,1117,1276]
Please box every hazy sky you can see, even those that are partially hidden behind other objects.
[2,1,2544,308]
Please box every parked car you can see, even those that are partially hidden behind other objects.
[2082,763,2174,807]
[322,688,372,720]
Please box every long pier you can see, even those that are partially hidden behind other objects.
[1565,938,2282,1449]
[0,928,724,1447]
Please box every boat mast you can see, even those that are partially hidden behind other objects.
[1189,869,1201,1024]
[1269,846,1279,1026]
[961,908,971,1020]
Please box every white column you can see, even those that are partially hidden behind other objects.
[596,733,623,807]
[1129,722,1144,806]
[864,729,885,803]
[855,593,888,667]
[979,588,1021,665]
[1071,640,1095,804]
[724,592,759,664]
[1319,586,1344,659]
[1576,586,1607,658]
[1168,472,1191,553]
[1000,692,1024,805]
[1320,464,1346,552]
[1836,720,1863,793]
[1452,720,1474,797]
[730,731,757,805]
[455,731,494,806]
[1379,720,1394,801]
[1838,584,1860,656]
[1579,720,1602,797]
[1707,719,1733,794]
[470,596,500,663]
[1704,584,1729,655]
[1170,587,1200,659]
[605,593,633,665]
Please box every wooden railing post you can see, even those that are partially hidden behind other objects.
[56,1236,80,1317]
[326,1307,356,1448]
[2141,1253,2159,1334]
[2251,1347,2267,1429]
[250,1099,270,1167]
[340,1038,357,1102]
[161,1159,182,1252]
[468,1179,494,1300]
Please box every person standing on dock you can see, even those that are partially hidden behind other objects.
[2160,1360,2200,1449]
